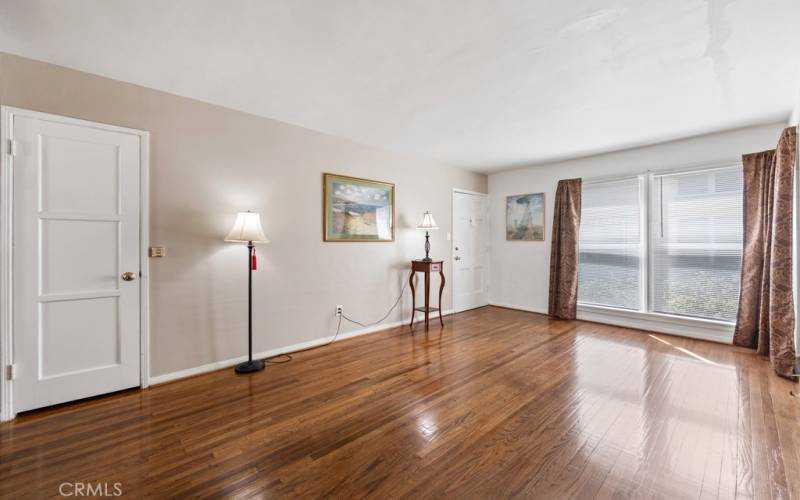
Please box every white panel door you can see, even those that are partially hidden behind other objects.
[453,191,489,312]
[12,112,141,413]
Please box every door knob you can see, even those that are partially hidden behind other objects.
[122,272,137,281]
[454,256,461,261]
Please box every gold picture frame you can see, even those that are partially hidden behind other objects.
[323,173,395,242]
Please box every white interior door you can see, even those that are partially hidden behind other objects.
[11,110,142,413]
[452,191,489,312]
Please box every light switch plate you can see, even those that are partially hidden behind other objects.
[149,246,166,258]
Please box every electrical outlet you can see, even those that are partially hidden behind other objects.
[336,305,343,317]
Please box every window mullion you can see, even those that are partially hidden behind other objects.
[641,173,651,314]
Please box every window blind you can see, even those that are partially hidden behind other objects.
[578,177,642,310]
[651,167,743,321]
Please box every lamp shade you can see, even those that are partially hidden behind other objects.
[416,211,439,230]
[225,211,269,243]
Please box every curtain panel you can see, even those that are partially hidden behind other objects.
[548,178,582,320]
[733,126,797,379]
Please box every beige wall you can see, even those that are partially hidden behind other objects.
[488,122,786,315]
[0,52,487,378]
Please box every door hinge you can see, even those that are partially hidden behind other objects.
[6,364,16,380]
[7,139,18,156]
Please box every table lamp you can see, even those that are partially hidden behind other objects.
[225,211,270,373]
[416,211,439,262]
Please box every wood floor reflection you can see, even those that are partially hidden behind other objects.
[1,306,798,498]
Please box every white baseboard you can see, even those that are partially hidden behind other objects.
[488,302,733,344]
[145,301,735,385]
[489,302,548,315]
[577,305,734,344]
[149,309,453,386]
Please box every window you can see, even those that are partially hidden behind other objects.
[577,165,743,323]
[578,178,642,310]
[651,168,743,321]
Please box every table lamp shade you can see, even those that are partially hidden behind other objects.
[225,211,269,243]
[417,211,439,230]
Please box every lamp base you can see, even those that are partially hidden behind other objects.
[421,257,433,262]
[234,360,265,373]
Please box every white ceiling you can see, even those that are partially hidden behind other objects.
[1,0,798,172]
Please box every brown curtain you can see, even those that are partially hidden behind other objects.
[733,126,797,379]
[548,178,582,319]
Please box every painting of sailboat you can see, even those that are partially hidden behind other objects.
[324,174,395,241]
[506,193,545,241]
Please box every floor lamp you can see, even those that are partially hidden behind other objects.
[225,211,270,373]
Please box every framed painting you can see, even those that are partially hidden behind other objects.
[323,173,395,242]
[506,193,545,241]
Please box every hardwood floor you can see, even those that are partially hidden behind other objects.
[1,306,799,499]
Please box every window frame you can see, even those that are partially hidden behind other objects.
[577,161,744,333]
[578,175,646,311]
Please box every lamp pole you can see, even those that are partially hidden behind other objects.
[235,240,264,373]
[247,240,253,363]
[423,231,431,261]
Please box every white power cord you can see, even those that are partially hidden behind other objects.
[341,281,409,327]
[265,281,409,363]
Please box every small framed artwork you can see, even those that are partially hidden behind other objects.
[506,193,545,241]
[323,173,395,242]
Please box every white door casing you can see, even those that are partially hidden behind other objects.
[452,190,489,312]
[1,107,149,419]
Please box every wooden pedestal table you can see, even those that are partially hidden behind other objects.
[408,259,445,330]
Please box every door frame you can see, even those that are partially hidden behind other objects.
[0,106,150,422]
[451,188,490,313]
